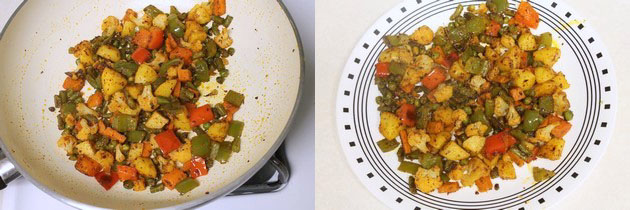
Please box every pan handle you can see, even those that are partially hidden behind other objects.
[0,152,20,190]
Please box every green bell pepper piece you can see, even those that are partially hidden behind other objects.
[126,130,146,143]
[215,141,232,164]
[522,110,543,132]
[224,90,244,107]
[111,114,137,132]
[228,120,244,138]
[377,139,400,153]
[397,161,421,174]
[191,134,211,157]
[174,178,200,194]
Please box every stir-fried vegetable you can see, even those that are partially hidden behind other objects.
[54,2,245,194]
[375,1,570,195]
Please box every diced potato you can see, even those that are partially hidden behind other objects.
[410,25,434,45]
[75,155,102,176]
[465,122,488,137]
[138,85,158,111]
[494,97,509,117]
[101,68,127,96]
[414,166,443,193]
[378,47,413,64]
[57,135,77,155]
[379,112,402,140]
[552,72,570,90]
[498,47,522,71]
[400,65,430,92]
[174,110,192,131]
[125,84,143,99]
[96,45,121,62]
[451,109,468,131]
[169,140,192,163]
[433,106,454,126]
[76,141,95,157]
[121,20,136,37]
[449,60,470,82]
[440,141,470,161]
[512,69,536,90]
[534,81,557,97]
[72,41,95,65]
[184,21,207,51]
[448,164,464,180]
[462,136,485,154]
[534,67,555,84]
[101,16,121,37]
[506,105,521,127]
[145,112,169,129]
[460,158,489,187]
[154,79,177,97]
[428,132,450,151]
[538,138,565,160]
[108,91,141,115]
[517,32,537,51]
[208,122,229,142]
[152,14,168,30]
[93,150,114,172]
[135,64,158,84]
[187,2,213,25]
[553,91,570,113]
[407,128,429,153]
[133,179,146,191]
[433,84,453,103]
[500,35,515,48]
[497,159,516,179]
[482,154,500,170]
[156,155,175,173]
[414,54,434,71]
[128,143,144,161]
[133,157,157,178]
[533,47,561,67]
[485,47,500,61]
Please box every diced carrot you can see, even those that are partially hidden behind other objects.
[147,27,164,50]
[375,62,390,78]
[552,121,572,138]
[223,101,239,122]
[107,127,127,143]
[213,0,226,16]
[116,165,138,181]
[62,76,85,91]
[131,47,151,64]
[86,92,104,108]
[169,47,192,64]
[540,115,563,128]
[75,155,102,177]
[165,33,177,53]
[162,169,186,190]
[396,103,416,127]
[167,120,175,130]
[438,182,460,194]
[133,28,151,48]
[173,81,182,97]
[141,141,152,157]
[507,151,525,167]
[475,176,493,193]
[98,121,107,135]
[509,87,525,101]
[189,104,214,127]
[177,69,192,82]
[400,129,411,154]
[515,1,540,29]
[421,67,447,90]
[525,147,539,163]
[485,20,501,36]
[484,130,516,158]
[155,130,181,155]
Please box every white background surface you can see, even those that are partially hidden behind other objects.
[315,0,630,209]
[0,0,314,209]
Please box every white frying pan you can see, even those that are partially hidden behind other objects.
[0,0,303,208]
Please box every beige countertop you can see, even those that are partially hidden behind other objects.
[315,0,630,209]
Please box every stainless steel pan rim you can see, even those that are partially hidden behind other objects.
[0,0,305,209]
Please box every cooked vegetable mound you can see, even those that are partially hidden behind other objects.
[375,0,571,194]
[53,0,247,194]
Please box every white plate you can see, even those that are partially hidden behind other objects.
[335,0,617,209]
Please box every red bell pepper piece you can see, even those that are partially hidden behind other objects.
[131,47,151,64]
[484,130,517,158]
[185,157,208,178]
[155,130,182,155]
[189,104,215,127]
[375,62,390,78]
[95,171,119,191]
[116,165,138,181]
[397,103,416,127]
